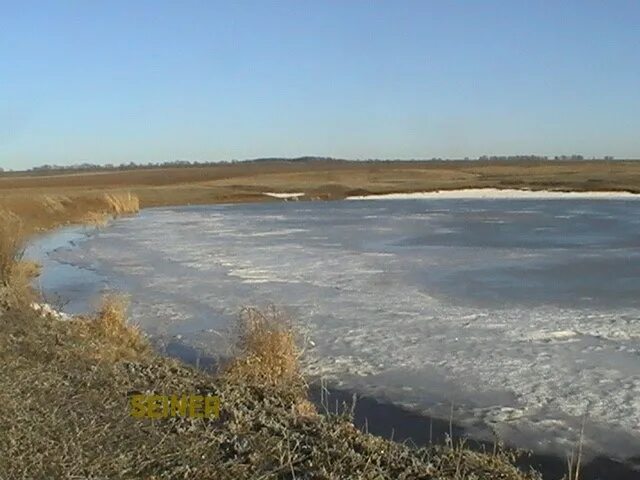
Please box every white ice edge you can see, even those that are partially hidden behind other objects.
[346,188,640,200]
[263,192,305,199]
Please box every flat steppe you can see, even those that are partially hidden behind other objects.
[2,159,640,209]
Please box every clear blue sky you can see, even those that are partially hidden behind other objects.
[1,1,639,170]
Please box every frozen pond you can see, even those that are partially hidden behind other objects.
[28,198,640,464]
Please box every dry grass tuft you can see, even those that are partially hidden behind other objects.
[40,194,73,214]
[102,191,140,215]
[81,192,140,226]
[0,209,36,309]
[81,210,110,227]
[0,209,25,284]
[95,294,132,334]
[293,397,318,419]
[225,306,304,389]
[88,294,147,359]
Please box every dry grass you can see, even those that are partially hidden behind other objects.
[80,192,140,226]
[0,209,24,285]
[0,209,35,309]
[566,415,587,480]
[225,307,303,388]
[102,191,140,215]
[85,294,147,360]
[0,190,140,234]
[224,306,318,421]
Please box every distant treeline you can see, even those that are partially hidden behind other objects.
[20,157,345,174]
[1,154,620,175]
[477,154,607,161]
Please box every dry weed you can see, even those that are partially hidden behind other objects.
[225,306,304,388]
[40,194,72,214]
[0,191,140,235]
[89,294,147,359]
[0,209,37,309]
[102,192,140,215]
[0,209,25,284]
[293,398,318,419]
[82,210,110,227]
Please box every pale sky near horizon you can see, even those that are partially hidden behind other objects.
[1,1,640,170]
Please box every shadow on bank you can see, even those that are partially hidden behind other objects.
[165,340,640,480]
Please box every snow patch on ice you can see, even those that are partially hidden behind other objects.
[347,188,640,200]
[263,192,305,199]
[522,330,580,342]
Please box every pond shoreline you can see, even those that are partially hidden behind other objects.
[165,339,640,480]
[26,197,640,480]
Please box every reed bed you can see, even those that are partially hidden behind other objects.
[0,190,139,233]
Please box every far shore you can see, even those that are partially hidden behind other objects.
[3,159,640,212]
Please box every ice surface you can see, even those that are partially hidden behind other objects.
[29,199,640,461]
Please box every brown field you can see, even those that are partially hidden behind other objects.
[2,160,640,215]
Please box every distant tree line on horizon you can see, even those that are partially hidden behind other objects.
[19,157,342,174]
[0,154,621,174]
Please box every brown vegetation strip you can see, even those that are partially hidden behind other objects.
[2,160,640,212]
